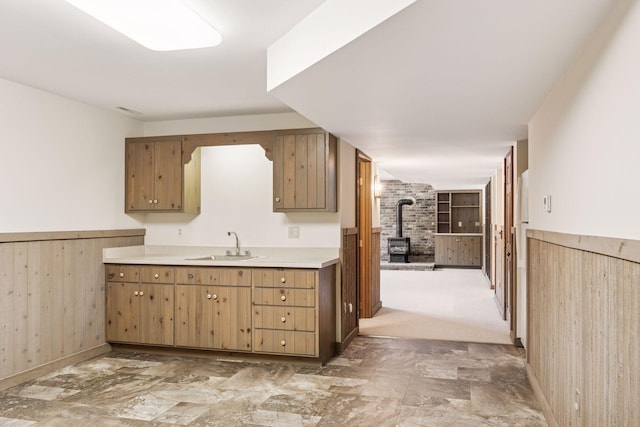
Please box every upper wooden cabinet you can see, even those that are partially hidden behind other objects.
[272,131,337,212]
[125,137,201,214]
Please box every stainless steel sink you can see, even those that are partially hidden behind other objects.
[185,254,262,261]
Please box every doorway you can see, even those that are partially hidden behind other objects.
[356,151,381,318]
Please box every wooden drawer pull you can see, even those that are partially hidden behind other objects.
[154,273,159,279]
[134,291,139,296]
[139,291,144,296]
[119,272,125,278]
[280,340,286,346]
[280,277,286,283]
[280,295,286,301]
[280,317,286,323]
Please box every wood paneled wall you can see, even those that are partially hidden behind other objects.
[0,229,144,389]
[371,228,381,316]
[527,229,639,427]
[339,228,358,352]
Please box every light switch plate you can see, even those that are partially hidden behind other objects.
[543,195,552,213]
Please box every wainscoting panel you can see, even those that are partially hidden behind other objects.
[0,229,144,387]
[527,229,639,426]
[339,228,358,351]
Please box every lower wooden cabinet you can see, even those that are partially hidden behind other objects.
[435,235,482,267]
[253,268,318,357]
[105,263,336,363]
[106,265,174,346]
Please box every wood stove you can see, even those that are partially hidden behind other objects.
[388,197,415,263]
[388,237,410,263]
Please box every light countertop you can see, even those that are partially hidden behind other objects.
[103,245,340,269]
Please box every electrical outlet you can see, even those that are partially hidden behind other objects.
[177,227,183,238]
[543,195,552,213]
[288,226,300,239]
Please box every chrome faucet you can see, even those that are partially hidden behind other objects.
[227,231,240,256]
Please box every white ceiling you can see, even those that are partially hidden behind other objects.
[0,0,618,188]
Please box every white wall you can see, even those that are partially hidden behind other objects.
[0,78,143,233]
[339,140,357,229]
[529,0,640,240]
[141,113,342,248]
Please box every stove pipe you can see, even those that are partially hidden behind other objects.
[396,197,416,237]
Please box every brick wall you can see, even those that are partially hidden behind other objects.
[380,180,436,262]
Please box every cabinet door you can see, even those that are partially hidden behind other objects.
[435,236,458,265]
[125,139,183,212]
[138,283,174,345]
[153,140,183,211]
[273,132,336,212]
[458,236,482,266]
[125,142,155,211]
[212,286,252,351]
[106,282,140,343]
[175,285,216,348]
[175,285,251,351]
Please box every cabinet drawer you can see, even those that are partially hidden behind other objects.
[253,288,315,307]
[254,330,315,356]
[175,267,251,286]
[141,266,174,283]
[254,306,315,332]
[106,265,140,283]
[252,269,316,289]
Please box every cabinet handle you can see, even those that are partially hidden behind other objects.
[154,273,159,279]
[206,294,212,299]
[134,291,139,296]
[280,317,286,323]
[348,303,353,313]
[153,200,158,204]
[280,277,286,284]
[139,291,144,296]
[280,340,286,346]
[148,200,153,204]
[119,272,125,278]
[275,197,280,202]
[280,295,287,302]
[212,294,218,300]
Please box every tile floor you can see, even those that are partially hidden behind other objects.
[0,337,546,426]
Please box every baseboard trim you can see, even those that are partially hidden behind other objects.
[526,363,559,427]
[0,344,112,392]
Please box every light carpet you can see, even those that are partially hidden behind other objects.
[359,268,511,344]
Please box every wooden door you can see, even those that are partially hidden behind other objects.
[153,139,183,211]
[212,286,252,351]
[357,153,380,318]
[106,282,139,343]
[504,147,516,340]
[125,142,155,211]
[175,285,215,348]
[138,283,174,345]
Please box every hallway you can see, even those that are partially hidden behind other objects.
[0,336,545,426]
[360,269,510,344]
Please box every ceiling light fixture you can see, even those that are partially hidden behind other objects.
[64,0,222,51]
